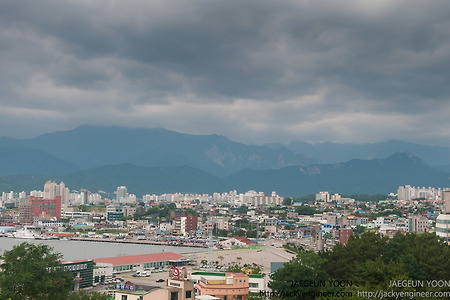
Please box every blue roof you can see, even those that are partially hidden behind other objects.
[0,226,14,231]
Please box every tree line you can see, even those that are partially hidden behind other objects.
[0,243,108,300]
[269,232,450,300]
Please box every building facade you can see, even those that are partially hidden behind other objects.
[190,272,265,294]
[436,214,450,242]
[60,260,95,290]
[436,190,450,243]
[408,215,429,233]
[94,252,189,274]
[195,272,249,300]
[19,196,61,224]
[338,228,353,245]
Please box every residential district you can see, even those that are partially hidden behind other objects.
[0,182,449,299]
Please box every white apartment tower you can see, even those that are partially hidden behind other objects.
[116,186,128,202]
[44,181,69,206]
[436,190,450,243]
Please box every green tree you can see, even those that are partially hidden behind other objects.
[353,225,366,235]
[78,205,89,212]
[269,251,334,300]
[320,232,450,292]
[269,232,449,298]
[227,264,242,273]
[0,242,73,300]
[184,208,199,217]
[237,205,248,215]
[283,197,293,206]
[295,205,318,215]
[246,230,257,238]
[283,242,304,255]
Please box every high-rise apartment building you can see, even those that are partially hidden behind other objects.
[44,181,69,207]
[436,190,450,243]
[316,191,330,202]
[116,186,128,202]
[443,190,450,214]
[19,196,62,224]
[81,189,89,205]
[397,185,441,201]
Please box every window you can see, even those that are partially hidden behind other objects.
[186,290,192,298]
[121,296,127,300]
[170,292,178,300]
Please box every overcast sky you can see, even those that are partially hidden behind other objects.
[1,0,450,146]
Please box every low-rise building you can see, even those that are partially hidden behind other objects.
[338,228,353,245]
[113,279,195,300]
[114,267,195,300]
[190,271,265,294]
[93,262,113,285]
[408,215,429,233]
[60,259,95,290]
[195,272,249,300]
[220,237,256,249]
[93,252,189,274]
[436,213,450,243]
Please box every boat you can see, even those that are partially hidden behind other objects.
[13,227,37,239]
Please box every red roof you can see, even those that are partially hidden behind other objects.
[46,232,76,237]
[93,252,185,266]
[234,237,256,244]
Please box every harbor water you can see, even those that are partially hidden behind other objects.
[0,237,204,261]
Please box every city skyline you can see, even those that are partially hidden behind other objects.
[1,1,450,147]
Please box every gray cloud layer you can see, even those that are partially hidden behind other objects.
[1,0,450,145]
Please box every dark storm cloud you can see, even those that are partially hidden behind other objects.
[0,0,450,145]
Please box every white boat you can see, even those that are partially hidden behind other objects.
[13,228,37,239]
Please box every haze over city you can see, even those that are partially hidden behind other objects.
[1,0,450,146]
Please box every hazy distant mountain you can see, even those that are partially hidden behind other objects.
[2,125,314,177]
[0,164,224,196]
[285,140,450,169]
[225,152,450,195]
[0,173,51,193]
[1,152,448,196]
[58,164,224,196]
[0,147,80,176]
[1,125,450,196]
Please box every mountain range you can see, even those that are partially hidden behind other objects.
[1,125,449,197]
